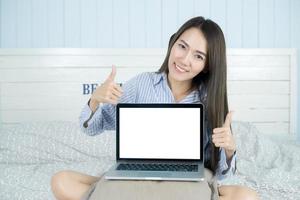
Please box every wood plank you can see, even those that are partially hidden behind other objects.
[0,67,158,83]
[228,94,289,109]
[0,54,290,68]
[145,0,162,47]
[1,82,88,97]
[227,55,290,67]
[161,0,178,48]
[0,67,290,82]
[227,81,289,94]
[1,92,289,111]
[227,67,289,80]
[291,0,300,136]
[0,48,295,56]
[178,0,195,27]
[0,48,294,56]
[242,0,259,47]
[0,48,167,56]
[211,0,227,38]
[96,0,113,47]
[81,0,97,48]
[48,0,64,47]
[0,0,17,47]
[0,55,165,68]
[274,0,291,47]
[227,0,242,47]
[129,0,146,47]
[0,81,290,98]
[64,0,81,47]
[113,0,129,47]
[230,109,289,122]
[227,48,295,56]
[31,0,48,47]
[259,0,275,47]
[194,0,210,18]
[16,0,32,47]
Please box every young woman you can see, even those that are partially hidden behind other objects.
[51,16,259,200]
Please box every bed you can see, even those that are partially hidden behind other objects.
[0,48,299,200]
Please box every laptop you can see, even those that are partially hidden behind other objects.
[105,103,205,182]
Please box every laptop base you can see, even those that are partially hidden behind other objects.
[105,163,205,182]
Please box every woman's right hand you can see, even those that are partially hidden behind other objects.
[89,66,123,112]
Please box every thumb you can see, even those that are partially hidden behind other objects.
[224,111,234,127]
[106,65,117,82]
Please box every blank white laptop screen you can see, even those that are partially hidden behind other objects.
[119,107,201,160]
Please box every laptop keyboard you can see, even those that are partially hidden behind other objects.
[116,163,198,172]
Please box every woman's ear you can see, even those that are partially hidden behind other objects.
[203,65,209,73]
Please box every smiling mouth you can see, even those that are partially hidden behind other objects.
[174,63,189,73]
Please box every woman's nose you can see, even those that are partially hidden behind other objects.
[181,51,192,66]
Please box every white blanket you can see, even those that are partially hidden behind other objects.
[0,121,299,200]
[221,122,300,200]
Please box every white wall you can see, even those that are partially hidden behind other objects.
[0,0,299,49]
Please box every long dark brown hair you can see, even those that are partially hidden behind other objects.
[158,16,228,174]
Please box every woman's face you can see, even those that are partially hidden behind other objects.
[168,27,207,83]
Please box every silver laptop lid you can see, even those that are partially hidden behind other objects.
[116,103,204,163]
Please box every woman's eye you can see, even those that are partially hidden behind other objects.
[178,43,186,49]
[195,54,204,60]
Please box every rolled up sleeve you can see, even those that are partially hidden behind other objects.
[79,74,138,136]
[216,148,236,180]
[79,102,116,136]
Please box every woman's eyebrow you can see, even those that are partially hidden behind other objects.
[180,39,207,57]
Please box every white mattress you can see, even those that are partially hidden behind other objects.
[0,121,299,200]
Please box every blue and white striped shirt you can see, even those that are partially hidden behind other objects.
[79,72,236,180]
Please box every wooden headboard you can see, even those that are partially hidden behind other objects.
[0,48,297,136]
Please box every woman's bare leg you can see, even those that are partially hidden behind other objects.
[218,185,259,200]
[51,170,101,200]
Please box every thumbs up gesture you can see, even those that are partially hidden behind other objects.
[212,111,236,158]
[89,65,123,111]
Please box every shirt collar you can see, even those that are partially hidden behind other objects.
[153,72,166,86]
[152,72,206,103]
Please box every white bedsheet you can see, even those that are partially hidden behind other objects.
[0,121,299,200]
[220,122,300,200]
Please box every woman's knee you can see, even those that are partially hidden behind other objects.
[232,186,259,200]
[51,170,74,200]
[219,185,259,200]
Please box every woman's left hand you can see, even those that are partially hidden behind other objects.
[212,111,236,159]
